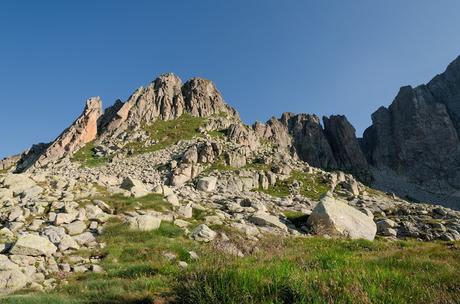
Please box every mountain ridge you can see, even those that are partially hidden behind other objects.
[2,56,460,209]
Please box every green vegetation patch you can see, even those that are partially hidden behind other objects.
[258,170,330,200]
[175,239,460,304]
[207,129,226,139]
[71,142,110,167]
[4,230,460,304]
[95,192,172,214]
[127,114,205,154]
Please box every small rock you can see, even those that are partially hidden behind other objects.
[196,176,217,192]
[190,224,216,242]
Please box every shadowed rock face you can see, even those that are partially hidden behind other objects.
[362,57,460,207]
[323,115,369,180]
[281,112,337,169]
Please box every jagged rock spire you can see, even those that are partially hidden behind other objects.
[19,97,102,171]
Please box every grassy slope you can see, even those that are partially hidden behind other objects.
[126,114,205,155]
[71,142,111,168]
[3,222,460,304]
[257,170,330,200]
[72,114,206,167]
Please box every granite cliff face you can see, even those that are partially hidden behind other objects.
[362,56,460,207]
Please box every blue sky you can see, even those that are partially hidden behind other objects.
[1,1,460,158]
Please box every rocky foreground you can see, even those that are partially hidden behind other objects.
[1,72,460,297]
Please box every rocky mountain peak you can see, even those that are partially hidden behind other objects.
[182,77,239,118]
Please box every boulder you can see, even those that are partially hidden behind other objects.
[196,176,217,192]
[65,221,87,236]
[121,177,149,198]
[249,211,287,231]
[178,203,193,219]
[128,215,161,231]
[166,194,180,206]
[3,174,37,195]
[376,219,398,237]
[307,195,377,240]
[10,235,57,256]
[190,224,216,242]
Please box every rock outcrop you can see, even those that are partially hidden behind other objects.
[362,56,460,208]
[323,115,369,180]
[100,73,186,138]
[17,97,102,171]
[257,113,367,177]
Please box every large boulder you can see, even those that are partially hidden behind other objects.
[10,235,57,256]
[307,195,377,240]
[2,174,38,196]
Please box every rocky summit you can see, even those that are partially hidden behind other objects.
[1,60,460,299]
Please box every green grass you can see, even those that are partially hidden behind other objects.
[71,142,110,167]
[175,239,460,304]
[207,130,226,139]
[258,170,330,200]
[126,114,206,155]
[94,191,173,214]
[3,227,460,304]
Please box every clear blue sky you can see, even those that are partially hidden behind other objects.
[2,1,460,158]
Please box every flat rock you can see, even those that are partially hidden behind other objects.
[128,215,161,231]
[249,211,287,231]
[10,234,57,256]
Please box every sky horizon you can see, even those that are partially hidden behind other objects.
[2,1,460,158]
